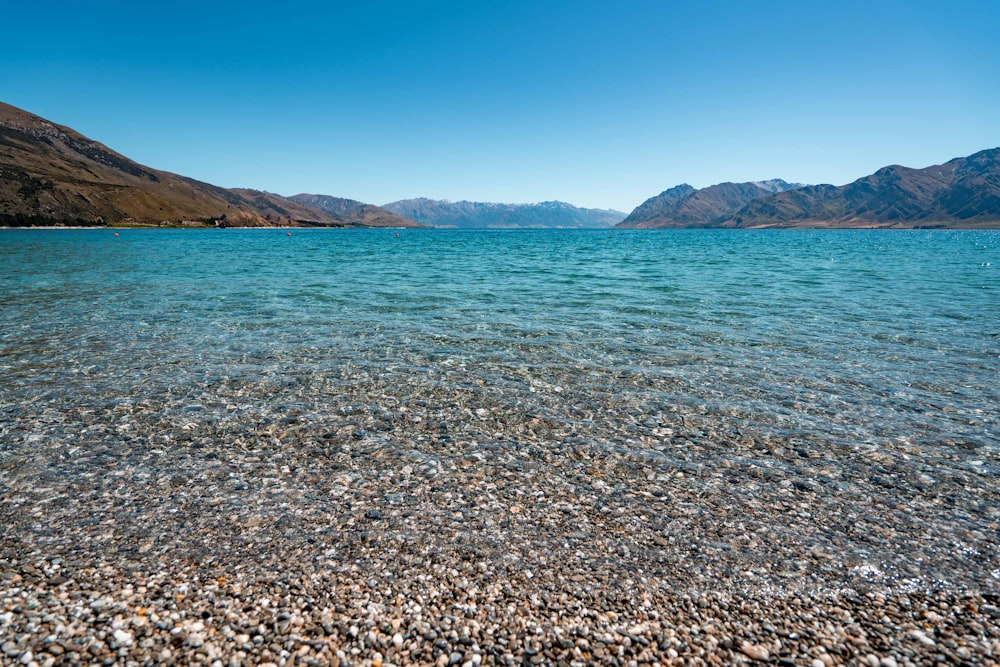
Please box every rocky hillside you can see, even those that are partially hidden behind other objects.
[617,180,803,228]
[382,198,626,228]
[0,102,413,227]
[727,149,1000,228]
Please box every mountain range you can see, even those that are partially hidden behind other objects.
[726,149,1000,228]
[382,198,626,228]
[3,101,999,229]
[0,101,417,228]
[618,152,1000,229]
[617,180,804,228]
[287,193,417,228]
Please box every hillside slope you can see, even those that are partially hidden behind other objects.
[727,149,1000,228]
[288,193,421,228]
[617,180,802,228]
[0,102,412,227]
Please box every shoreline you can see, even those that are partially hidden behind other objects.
[3,409,998,665]
[3,224,1000,231]
[1,229,997,665]
[3,553,996,666]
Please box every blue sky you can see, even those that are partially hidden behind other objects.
[2,0,998,211]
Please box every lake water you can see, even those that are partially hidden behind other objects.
[1,227,998,466]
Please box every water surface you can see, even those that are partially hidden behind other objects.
[1,228,997,460]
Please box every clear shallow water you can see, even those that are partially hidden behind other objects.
[1,228,998,460]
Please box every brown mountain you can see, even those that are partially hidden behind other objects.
[287,193,419,228]
[0,102,416,228]
[726,149,1000,228]
[616,180,802,228]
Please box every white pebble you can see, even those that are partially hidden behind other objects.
[112,629,134,646]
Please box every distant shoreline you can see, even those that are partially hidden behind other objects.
[0,225,410,230]
[2,224,997,231]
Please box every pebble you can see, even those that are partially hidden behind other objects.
[112,629,134,646]
[0,313,998,667]
[740,642,770,661]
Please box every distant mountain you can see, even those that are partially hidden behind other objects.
[751,179,803,194]
[617,179,803,228]
[0,101,415,228]
[727,149,1000,228]
[287,193,418,228]
[382,197,626,228]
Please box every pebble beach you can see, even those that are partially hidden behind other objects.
[1,229,998,665]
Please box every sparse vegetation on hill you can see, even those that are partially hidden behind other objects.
[617,181,803,228]
[621,152,1000,229]
[0,102,417,228]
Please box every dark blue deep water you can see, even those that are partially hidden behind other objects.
[1,228,998,458]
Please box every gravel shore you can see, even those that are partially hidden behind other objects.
[2,368,998,665]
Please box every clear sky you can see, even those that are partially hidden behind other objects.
[2,1,998,212]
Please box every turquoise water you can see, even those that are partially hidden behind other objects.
[1,228,998,460]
